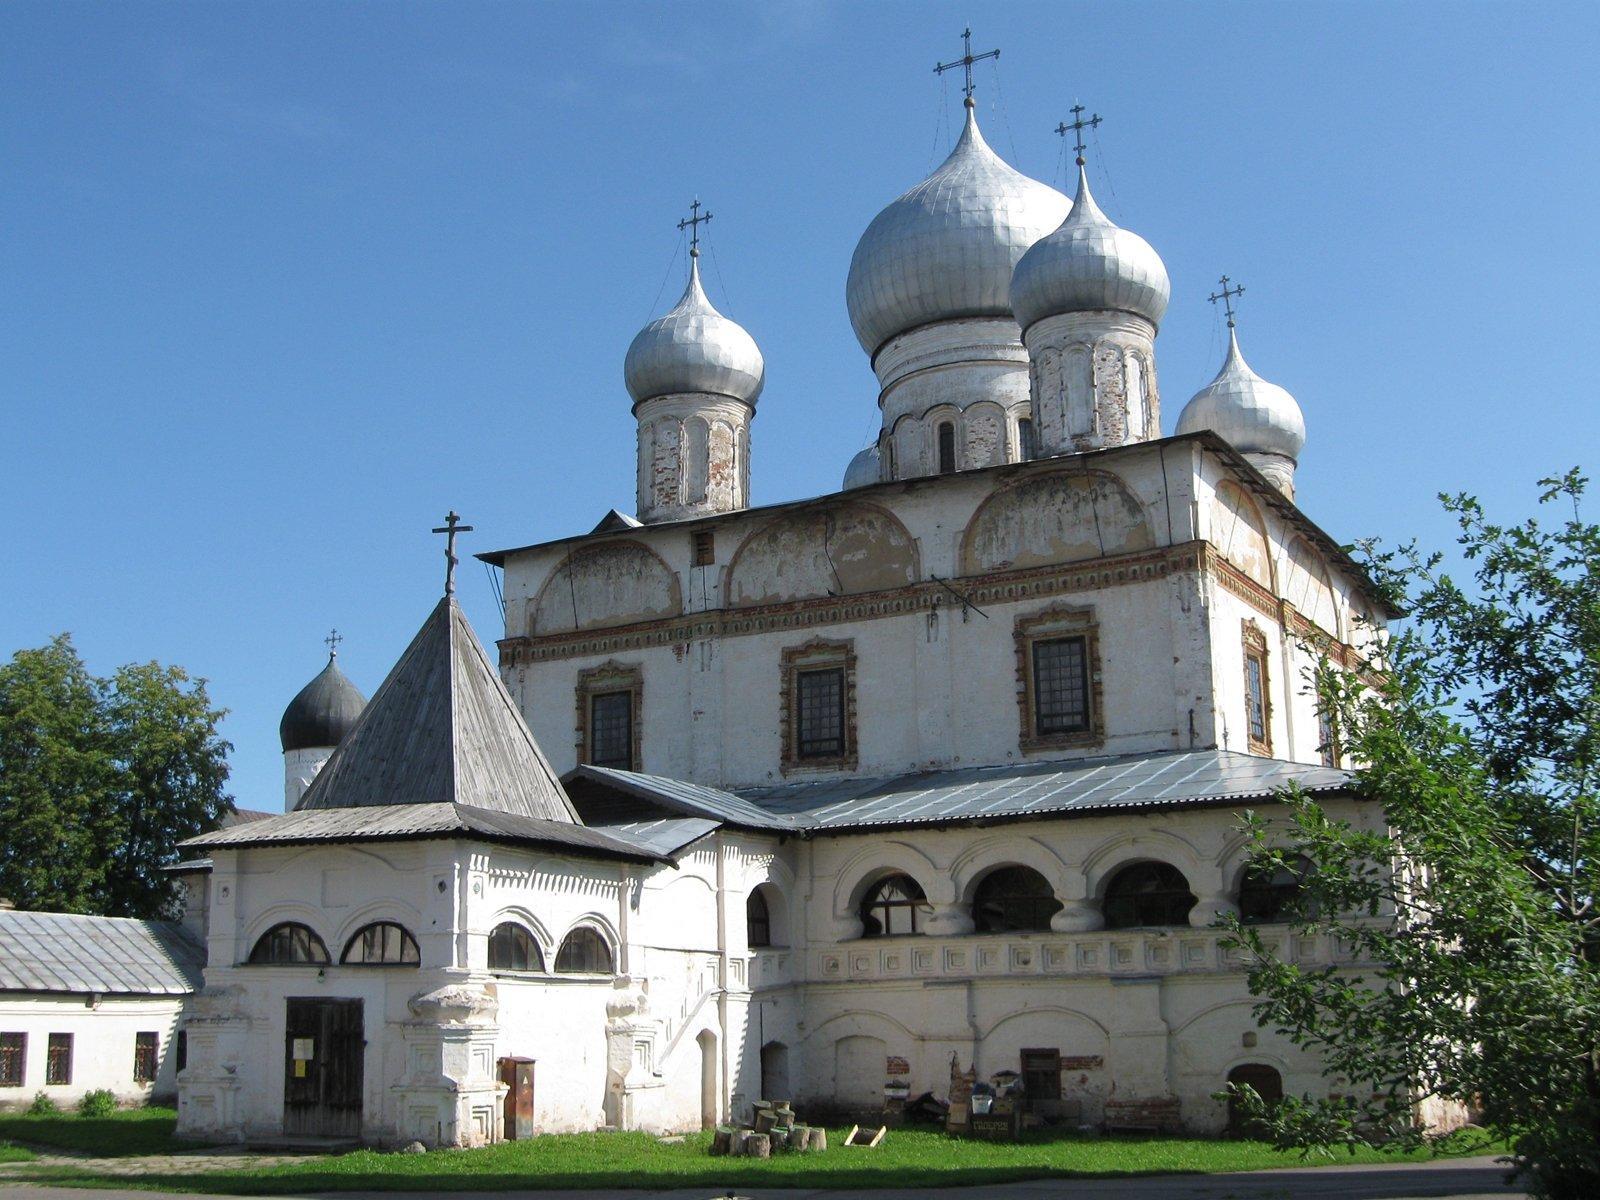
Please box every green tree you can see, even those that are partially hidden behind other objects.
[1222,470,1600,1200]
[0,636,233,918]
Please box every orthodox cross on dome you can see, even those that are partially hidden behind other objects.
[935,27,999,104]
[1055,104,1103,166]
[677,199,713,258]
[324,628,343,660]
[1208,275,1246,328]
[431,510,474,597]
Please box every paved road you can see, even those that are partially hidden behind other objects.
[0,1154,1525,1200]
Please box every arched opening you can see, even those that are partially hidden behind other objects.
[1238,856,1315,925]
[971,866,1061,933]
[937,421,957,474]
[554,926,614,975]
[488,922,545,972]
[340,921,420,965]
[696,1029,719,1130]
[760,1040,790,1102]
[1226,1063,1285,1137]
[247,922,329,965]
[1102,862,1197,929]
[1016,416,1035,461]
[746,886,776,948]
[859,873,929,937]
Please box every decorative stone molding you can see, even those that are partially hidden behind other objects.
[778,637,858,775]
[1014,603,1105,755]
[574,660,643,770]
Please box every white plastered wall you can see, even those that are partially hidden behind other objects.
[0,994,184,1107]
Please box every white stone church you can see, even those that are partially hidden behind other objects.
[10,75,1403,1146]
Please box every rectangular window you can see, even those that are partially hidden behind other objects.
[133,1032,158,1085]
[795,668,845,759]
[937,422,957,474]
[1243,630,1272,755]
[692,530,715,567]
[175,1030,188,1074]
[46,1033,72,1086]
[1021,1048,1062,1101]
[588,691,634,770]
[1017,417,1035,461]
[0,1033,23,1087]
[1317,707,1338,767]
[1032,637,1090,736]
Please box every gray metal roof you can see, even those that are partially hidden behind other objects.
[591,816,721,857]
[298,596,578,823]
[566,765,798,832]
[0,910,204,995]
[576,750,1352,836]
[181,801,663,863]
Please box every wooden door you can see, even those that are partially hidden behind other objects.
[284,998,364,1138]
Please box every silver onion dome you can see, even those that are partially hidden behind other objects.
[842,442,881,490]
[1011,161,1170,333]
[1176,327,1306,460]
[624,253,765,406]
[846,100,1070,358]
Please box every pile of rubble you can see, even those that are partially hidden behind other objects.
[711,1100,828,1158]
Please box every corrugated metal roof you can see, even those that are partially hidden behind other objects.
[740,750,1352,830]
[0,910,204,995]
[299,596,578,823]
[591,816,721,857]
[181,801,663,862]
[566,765,797,831]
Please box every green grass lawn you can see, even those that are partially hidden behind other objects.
[0,1107,188,1157]
[0,1142,38,1163]
[6,1122,1506,1194]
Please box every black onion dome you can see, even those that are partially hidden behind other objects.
[279,656,367,752]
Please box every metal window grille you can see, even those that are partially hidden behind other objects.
[795,667,845,759]
[133,1032,158,1085]
[0,1032,24,1087]
[1245,652,1268,745]
[937,422,957,474]
[46,1033,72,1085]
[589,691,633,769]
[1032,637,1089,735]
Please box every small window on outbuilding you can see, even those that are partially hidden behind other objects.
[133,1032,158,1085]
[1102,863,1197,929]
[247,922,330,965]
[0,1033,25,1087]
[937,421,957,474]
[341,921,420,965]
[488,922,545,973]
[46,1033,72,1085]
[554,927,614,975]
[860,874,929,938]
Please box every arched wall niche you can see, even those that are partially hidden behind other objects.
[529,540,682,634]
[726,500,920,607]
[1281,537,1341,639]
[960,469,1155,575]
[1211,480,1275,592]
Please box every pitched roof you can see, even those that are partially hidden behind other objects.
[297,597,578,823]
[571,749,1354,835]
[0,910,204,995]
[181,801,664,862]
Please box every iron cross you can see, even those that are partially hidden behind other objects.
[1208,276,1246,328]
[934,28,999,103]
[677,199,713,255]
[431,510,474,597]
[324,628,343,659]
[1055,104,1103,165]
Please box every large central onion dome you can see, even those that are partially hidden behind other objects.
[1176,326,1306,463]
[1011,162,1170,332]
[846,99,1070,358]
[280,652,367,753]
[624,253,765,406]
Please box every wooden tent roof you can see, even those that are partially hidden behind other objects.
[297,596,578,823]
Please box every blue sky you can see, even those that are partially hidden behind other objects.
[4,1,1597,812]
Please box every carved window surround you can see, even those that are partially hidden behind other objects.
[1015,604,1105,755]
[1242,620,1272,757]
[575,660,644,771]
[779,638,858,775]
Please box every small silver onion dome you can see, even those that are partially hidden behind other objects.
[1011,162,1170,332]
[846,100,1070,358]
[624,253,765,406]
[1176,327,1306,461]
[842,442,881,490]
[280,653,367,752]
